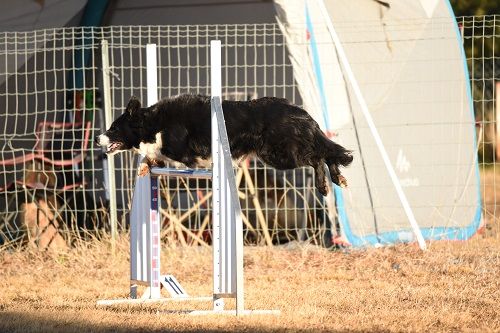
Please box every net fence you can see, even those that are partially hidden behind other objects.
[0,16,499,249]
[0,24,331,248]
[459,15,500,237]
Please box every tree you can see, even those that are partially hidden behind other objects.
[450,0,500,17]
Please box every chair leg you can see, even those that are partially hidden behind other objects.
[23,194,68,250]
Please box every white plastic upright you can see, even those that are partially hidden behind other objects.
[210,40,245,314]
[130,43,161,299]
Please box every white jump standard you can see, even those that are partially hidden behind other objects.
[97,41,279,316]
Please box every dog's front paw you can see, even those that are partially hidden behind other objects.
[138,162,150,177]
[338,175,348,188]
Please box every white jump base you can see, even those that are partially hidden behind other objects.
[97,296,213,306]
[97,41,279,316]
[188,310,281,316]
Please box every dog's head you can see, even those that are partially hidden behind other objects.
[95,96,145,155]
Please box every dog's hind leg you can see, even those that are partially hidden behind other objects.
[313,160,329,196]
[326,162,348,188]
[317,135,352,188]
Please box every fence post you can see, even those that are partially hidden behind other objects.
[101,39,118,253]
[496,82,500,161]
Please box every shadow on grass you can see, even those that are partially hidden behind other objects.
[0,310,360,333]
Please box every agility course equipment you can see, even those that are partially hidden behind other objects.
[97,41,278,315]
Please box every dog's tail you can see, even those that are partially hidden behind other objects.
[334,146,354,167]
[318,134,353,168]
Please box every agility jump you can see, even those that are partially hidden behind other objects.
[97,41,278,315]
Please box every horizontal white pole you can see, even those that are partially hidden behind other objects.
[150,167,212,179]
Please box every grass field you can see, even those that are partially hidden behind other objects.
[2,167,500,332]
[1,234,499,332]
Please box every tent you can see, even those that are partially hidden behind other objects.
[275,0,482,247]
[0,0,481,247]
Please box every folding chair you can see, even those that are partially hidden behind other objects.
[0,121,92,249]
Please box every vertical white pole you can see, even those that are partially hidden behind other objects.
[496,82,500,160]
[149,174,161,298]
[211,40,223,309]
[318,0,427,250]
[147,44,159,108]
[101,40,118,253]
[146,43,161,298]
[211,40,245,314]
[211,41,222,98]
[233,145,245,314]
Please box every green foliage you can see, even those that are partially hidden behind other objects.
[450,0,500,16]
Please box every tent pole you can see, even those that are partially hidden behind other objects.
[335,49,380,240]
[317,0,427,250]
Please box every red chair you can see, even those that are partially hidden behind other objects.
[0,121,91,191]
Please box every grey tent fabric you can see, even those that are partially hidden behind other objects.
[276,0,482,246]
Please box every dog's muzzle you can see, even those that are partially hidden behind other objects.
[95,134,123,154]
[95,134,110,146]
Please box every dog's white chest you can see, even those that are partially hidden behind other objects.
[137,132,164,161]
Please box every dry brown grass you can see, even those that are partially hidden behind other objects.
[481,166,500,237]
[1,234,499,333]
[1,168,499,332]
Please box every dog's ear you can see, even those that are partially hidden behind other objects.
[126,96,141,115]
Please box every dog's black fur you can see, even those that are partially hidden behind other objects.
[96,94,353,196]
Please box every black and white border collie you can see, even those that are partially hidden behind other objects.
[96,94,353,196]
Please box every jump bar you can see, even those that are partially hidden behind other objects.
[150,167,212,179]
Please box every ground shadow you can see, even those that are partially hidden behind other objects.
[0,310,364,333]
